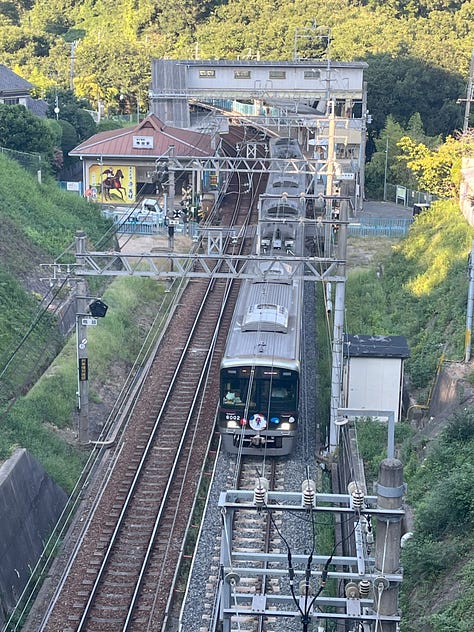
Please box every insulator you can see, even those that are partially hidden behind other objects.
[352,489,365,510]
[253,477,269,506]
[301,479,316,509]
[345,581,360,599]
[358,580,371,598]
[348,481,365,510]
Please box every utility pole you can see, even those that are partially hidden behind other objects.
[324,100,336,255]
[463,49,474,133]
[75,273,89,446]
[326,98,349,453]
[70,40,77,92]
[465,239,474,361]
[329,205,348,452]
[167,145,176,250]
[374,458,404,632]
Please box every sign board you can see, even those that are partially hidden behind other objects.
[338,173,355,180]
[66,181,81,191]
[78,358,88,381]
[396,186,407,205]
[82,318,98,326]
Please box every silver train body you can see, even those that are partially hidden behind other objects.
[219,137,307,455]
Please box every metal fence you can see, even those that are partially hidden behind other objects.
[114,218,199,238]
[385,183,434,207]
[348,216,413,238]
[0,146,41,176]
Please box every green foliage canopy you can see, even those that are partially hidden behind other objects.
[0,103,55,158]
[397,135,465,197]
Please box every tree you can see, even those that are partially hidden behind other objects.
[57,119,79,167]
[364,54,464,138]
[397,134,466,197]
[44,88,96,141]
[365,115,417,198]
[0,104,54,158]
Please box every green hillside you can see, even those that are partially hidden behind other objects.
[344,201,474,631]
[0,0,471,139]
[0,153,112,406]
[0,153,170,490]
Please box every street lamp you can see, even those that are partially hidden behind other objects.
[383,136,389,201]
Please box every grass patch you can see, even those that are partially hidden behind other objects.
[0,276,169,491]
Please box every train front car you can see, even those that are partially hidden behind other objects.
[219,272,302,455]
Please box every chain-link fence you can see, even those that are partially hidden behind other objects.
[384,183,435,207]
[0,146,42,177]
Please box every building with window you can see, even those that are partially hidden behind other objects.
[0,65,48,117]
[69,113,215,206]
[150,58,368,209]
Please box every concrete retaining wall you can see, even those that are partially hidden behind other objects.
[0,449,67,627]
[428,366,459,419]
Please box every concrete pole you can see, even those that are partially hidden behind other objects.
[465,239,474,362]
[374,458,404,632]
[76,278,89,445]
[75,232,90,445]
[324,101,336,255]
[463,49,474,133]
[167,145,176,251]
[167,144,175,219]
[358,80,368,213]
[329,199,347,452]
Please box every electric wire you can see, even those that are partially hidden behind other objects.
[0,275,71,384]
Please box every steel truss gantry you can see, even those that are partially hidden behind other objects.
[217,488,403,631]
[60,230,345,283]
[159,155,318,176]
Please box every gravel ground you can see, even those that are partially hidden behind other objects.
[179,283,320,631]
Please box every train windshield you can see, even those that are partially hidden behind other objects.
[221,367,298,409]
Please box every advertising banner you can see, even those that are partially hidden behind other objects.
[88,164,136,203]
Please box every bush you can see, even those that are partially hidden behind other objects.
[415,463,474,537]
[443,409,474,443]
[401,535,462,588]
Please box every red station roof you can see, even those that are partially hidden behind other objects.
[70,113,215,159]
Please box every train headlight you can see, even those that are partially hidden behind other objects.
[289,416,296,424]
[280,422,291,430]
[227,420,239,428]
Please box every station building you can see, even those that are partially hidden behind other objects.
[70,58,368,211]
[150,58,369,209]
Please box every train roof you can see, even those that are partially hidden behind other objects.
[221,279,302,371]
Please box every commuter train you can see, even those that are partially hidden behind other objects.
[218,137,308,455]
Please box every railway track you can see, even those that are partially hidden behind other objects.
[38,272,235,631]
[195,455,290,632]
[12,126,269,632]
